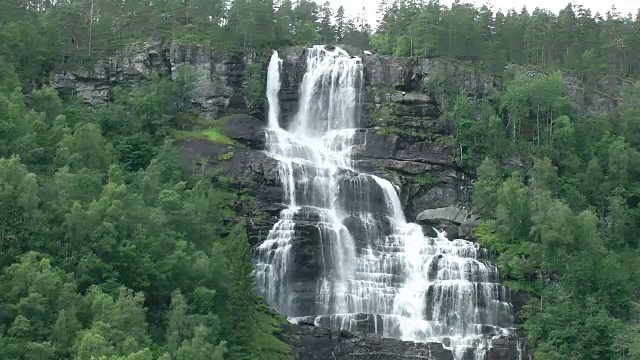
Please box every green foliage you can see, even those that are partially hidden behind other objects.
[0,67,290,359]
[376,2,640,77]
[254,302,294,359]
[466,61,640,358]
[245,63,266,107]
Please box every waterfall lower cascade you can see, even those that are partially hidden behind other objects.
[255,46,515,360]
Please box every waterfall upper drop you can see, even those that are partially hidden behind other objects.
[255,46,515,359]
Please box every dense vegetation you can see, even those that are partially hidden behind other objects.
[0,45,291,360]
[454,70,640,359]
[2,0,640,359]
[374,1,640,76]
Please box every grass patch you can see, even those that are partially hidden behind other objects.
[172,128,237,146]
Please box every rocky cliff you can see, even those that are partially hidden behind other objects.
[280,321,531,360]
[51,41,265,119]
[48,42,542,360]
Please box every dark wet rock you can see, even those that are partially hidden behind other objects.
[414,186,462,210]
[487,335,533,360]
[459,214,481,240]
[282,322,530,360]
[278,46,308,129]
[352,131,457,166]
[282,322,455,360]
[510,291,533,325]
[296,313,387,336]
[216,113,266,148]
[342,214,395,250]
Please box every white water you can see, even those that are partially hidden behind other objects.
[255,46,514,360]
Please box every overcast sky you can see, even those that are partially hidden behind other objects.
[318,0,639,23]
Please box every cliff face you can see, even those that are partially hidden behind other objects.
[47,42,544,360]
[51,41,263,119]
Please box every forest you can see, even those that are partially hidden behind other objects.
[1,0,640,359]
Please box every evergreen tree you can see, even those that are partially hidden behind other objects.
[335,5,345,42]
[318,1,334,43]
[223,223,258,358]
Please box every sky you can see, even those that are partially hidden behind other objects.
[319,0,639,23]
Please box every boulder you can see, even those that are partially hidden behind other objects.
[416,206,471,240]
[362,55,406,89]
[416,206,469,225]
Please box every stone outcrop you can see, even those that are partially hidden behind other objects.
[179,135,282,246]
[363,52,626,117]
[50,42,169,104]
[504,64,630,118]
[363,55,494,96]
[417,206,469,224]
[459,214,481,240]
[416,206,475,240]
[51,41,262,120]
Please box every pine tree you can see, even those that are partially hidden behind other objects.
[335,5,345,42]
[223,224,257,359]
[319,1,334,43]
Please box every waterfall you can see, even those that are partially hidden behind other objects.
[255,46,515,359]
[266,51,283,129]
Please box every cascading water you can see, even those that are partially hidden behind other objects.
[255,46,515,360]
